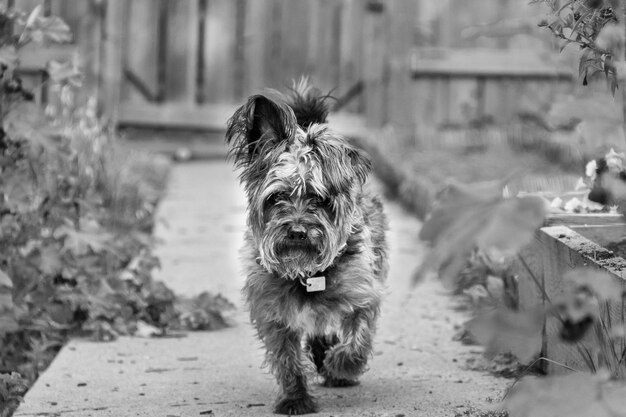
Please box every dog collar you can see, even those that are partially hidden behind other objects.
[297,243,348,292]
[299,275,326,292]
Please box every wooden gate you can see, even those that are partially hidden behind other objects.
[104,0,394,130]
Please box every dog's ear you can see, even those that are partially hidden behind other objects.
[347,147,372,186]
[226,94,296,167]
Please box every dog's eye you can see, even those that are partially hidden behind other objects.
[265,191,289,206]
[309,194,331,207]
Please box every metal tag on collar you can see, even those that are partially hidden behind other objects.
[306,276,326,292]
[299,276,326,292]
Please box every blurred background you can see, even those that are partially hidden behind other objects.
[12,0,623,204]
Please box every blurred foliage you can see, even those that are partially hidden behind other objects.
[505,371,626,417]
[417,173,626,416]
[415,178,547,287]
[0,6,234,416]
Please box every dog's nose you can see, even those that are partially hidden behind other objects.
[287,225,307,241]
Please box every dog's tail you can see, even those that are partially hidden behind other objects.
[286,76,333,128]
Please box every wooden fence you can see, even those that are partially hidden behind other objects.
[6,0,577,133]
[112,0,402,129]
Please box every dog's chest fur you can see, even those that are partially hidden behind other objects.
[288,303,342,336]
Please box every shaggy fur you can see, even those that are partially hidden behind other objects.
[226,79,388,415]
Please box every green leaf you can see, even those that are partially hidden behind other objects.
[465,307,544,363]
[38,245,63,276]
[29,15,72,45]
[2,165,40,212]
[416,180,546,287]
[53,219,112,256]
[3,102,63,152]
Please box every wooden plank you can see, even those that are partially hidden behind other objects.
[277,0,311,88]
[100,0,126,125]
[386,0,418,131]
[203,0,237,103]
[412,77,445,134]
[118,103,237,130]
[123,0,159,103]
[310,0,341,93]
[446,78,479,126]
[264,0,282,89]
[362,2,389,127]
[118,102,366,136]
[305,0,321,87]
[164,0,193,102]
[338,0,364,113]
[482,78,507,124]
[546,213,625,227]
[242,0,269,96]
[186,0,200,104]
[233,0,246,100]
[410,48,573,78]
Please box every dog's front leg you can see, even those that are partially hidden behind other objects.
[258,320,318,415]
[323,309,376,381]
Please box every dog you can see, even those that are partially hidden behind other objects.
[225,79,388,415]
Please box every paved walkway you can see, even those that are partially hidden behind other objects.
[14,160,508,417]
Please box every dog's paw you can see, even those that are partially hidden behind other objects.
[321,376,360,388]
[323,345,367,380]
[274,394,318,415]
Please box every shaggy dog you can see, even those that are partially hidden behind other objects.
[226,80,388,415]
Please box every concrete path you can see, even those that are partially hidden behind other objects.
[14,160,508,417]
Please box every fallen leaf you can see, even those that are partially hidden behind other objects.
[38,244,63,275]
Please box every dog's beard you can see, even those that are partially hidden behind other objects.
[258,219,344,279]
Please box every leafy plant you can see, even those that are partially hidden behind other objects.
[534,0,623,92]
[0,6,234,416]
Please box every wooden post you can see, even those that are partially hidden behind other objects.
[243,0,269,96]
[186,0,200,105]
[100,0,126,128]
[362,1,389,128]
[622,2,626,144]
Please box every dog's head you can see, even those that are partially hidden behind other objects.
[226,81,371,279]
